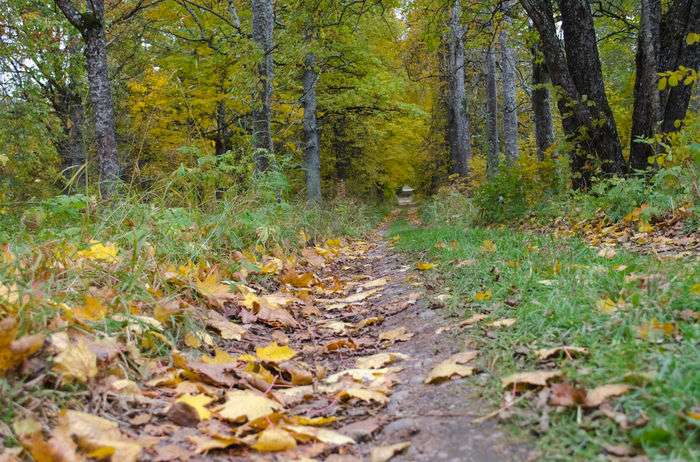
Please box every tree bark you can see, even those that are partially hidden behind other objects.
[215,100,232,156]
[54,0,120,196]
[251,0,274,172]
[659,0,700,132]
[446,0,471,176]
[500,18,519,162]
[520,0,625,188]
[485,43,500,178]
[302,51,321,204]
[630,0,661,171]
[530,38,555,160]
[558,0,625,175]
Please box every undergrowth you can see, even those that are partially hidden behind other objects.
[389,218,699,461]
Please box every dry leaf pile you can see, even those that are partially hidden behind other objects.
[0,237,419,460]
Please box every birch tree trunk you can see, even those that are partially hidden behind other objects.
[500,19,519,162]
[302,51,321,204]
[54,0,121,196]
[485,43,500,178]
[629,0,661,171]
[251,0,274,172]
[530,40,555,160]
[446,0,471,176]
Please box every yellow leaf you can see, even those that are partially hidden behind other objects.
[638,221,653,233]
[596,297,618,314]
[481,240,497,253]
[216,390,282,423]
[283,424,354,445]
[371,442,411,462]
[425,351,477,384]
[286,415,337,426]
[195,273,236,309]
[75,241,119,263]
[252,427,297,452]
[489,318,516,328]
[175,393,214,421]
[355,352,409,369]
[53,338,97,383]
[415,262,434,271]
[474,290,492,302]
[690,283,700,296]
[658,76,667,91]
[201,349,238,365]
[256,342,297,362]
[59,410,141,462]
[338,387,389,404]
[184,331,202,348]
[73,295,108,322]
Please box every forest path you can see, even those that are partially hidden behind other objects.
[337,228,531,461]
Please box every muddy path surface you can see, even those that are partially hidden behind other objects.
[322,233,531,462]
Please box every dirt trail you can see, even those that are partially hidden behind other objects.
[287,231,532,461]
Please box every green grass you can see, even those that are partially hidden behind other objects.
[389,218,700,461]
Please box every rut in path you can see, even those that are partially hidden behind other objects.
[325,233,530,462]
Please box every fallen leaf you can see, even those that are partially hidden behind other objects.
[378,327,413,343]
[339,387,389,404]
[548,382,587,407]
[76,241,119,263]
[356,352,409,369]
[501,370,561,390]
[425,351,477,384]
[174,393,214,421]
[481,240,497,253]
[370,442,411,462]
[597,246,617,258]
[72,295,108,322]
[474,290,492,302]
[58,410,141,462]
[459,314,487,327]
[195,273,236,309]
[283,424,354,445]
[53,338,97,383]
[217,390,282,423]
[280,270,316,288]
[584,384,630,407]
[205,312,246,340]
[535,346,588,360]
[415,262,434,271]
[489,318,515,328]
[256,342,297,362]
[251,427,297,452]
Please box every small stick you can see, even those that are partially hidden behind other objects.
[472,394,527,424]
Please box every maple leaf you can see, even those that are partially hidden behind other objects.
[195,273,236,309]
[174,393,214,421]
[356,352,409,369]
[58,410,142,462]
[415,262,434,270]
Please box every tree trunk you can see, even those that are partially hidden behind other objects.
[530,39,555,160]
[500,20,519,162]
[659,0,700,132]
[446,0,471,176]
[630,0,661,171]
[251,0,274,172]
[558,0,625,176]
[485,43,500,178]
[215,100,232,156]
[54,0,120,196]
[521,0,625,188]
[302,51,321,204]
